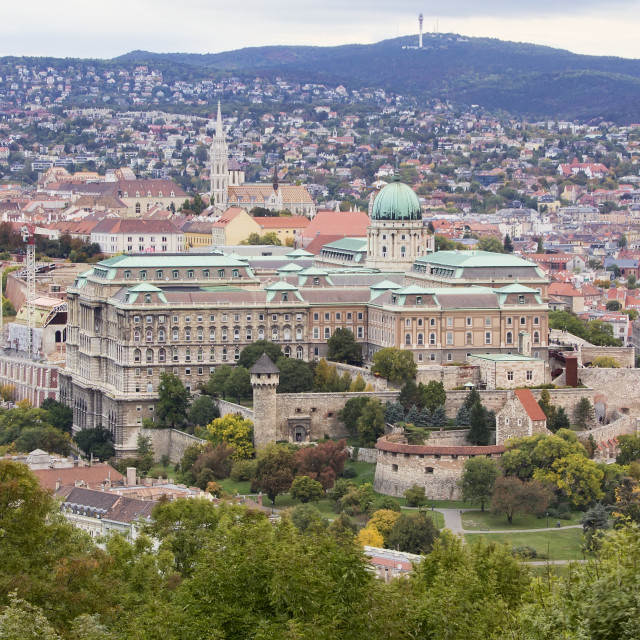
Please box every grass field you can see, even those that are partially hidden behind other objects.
[465,529,585,561]
[462,510,582,531]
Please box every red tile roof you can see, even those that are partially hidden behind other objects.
[253,215,309,229]
[514,389,547,422]
[302,210,370,242]
[376,438,504,456]
[32,464,124,491]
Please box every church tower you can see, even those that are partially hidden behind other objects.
[210,101,229,209]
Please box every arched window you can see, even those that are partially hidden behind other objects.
[210,347,215,361]
[146,329,152,342]
[222,348,227,361]
[417,333,423,345]
[158,348,166,363]
[158,329,165,343]
[533,331,540,344]
[272,328,278,340]
[172,328,179,341]
[197,348,203,362]
[284,328,292,341]
[133,329,140,342]
[234,347,240,360]
[172,348,179,362]
[284,346,291,357]
[185,348,191,362]
[258,327,265,340]
[296,345,303,359]
[401,245,406,257]
[197,328,203,341]
[381,245,387,257]
[405,333,411,346]
[429,333,436,345]
[506,331,513,344]
[185,328,191,341]
[296,327,303,340]
[133,349,141,363]
[146,348,153,363]
[234,328,240,341]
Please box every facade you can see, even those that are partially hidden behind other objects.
[467,353,547,389]
[60,247,550,456]
[495,388,550,444]
[211,208,260,245]
[90,218,183,254]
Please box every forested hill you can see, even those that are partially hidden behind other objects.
[116,34,640,122]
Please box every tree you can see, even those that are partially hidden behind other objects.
[405,405,420,425]
[549,406,571,433]
[191,442,234,481]
[0,592,61,639]
[419,380,447,412]
[295,439,348,489]
[326,327,363,366]
[290,504,327,532]
[200,365,233,397]
[455,404,471,426]
[188,395,220,427]
[157,372,190,429]
[339,482,376,516]
[491,476,550,524]
[205,414,254,460]
[356,398,386,446]
[40,398,73,433]
[357,526,384,547]
[16,426,71,456]
[606,300,622,311]
[387,511,439,554]
[592,355,621,368]
[339,396,370,434]
[237,340,283,369]
[538,388,556,423]
[384,401,405,424]
[617,434,640,465]
[459,457,500,512]
[574,397,596,430]
[73,425,115,461]
[275,357,313,393]
[430,405,448,428]
[462,387,482,411]
[367,509,401,545]
[398,380,420,412]
[477,236,505,253]
[253,444,296,503]
[223,366,252,401]
[580,502,610,550]
[536,237,545,253]
[371,347,417,383]
[349,374,367,392]
[503,233,514,253]
[467,401,491,446]
[290,475,324,503]
[535,453,604,507]
[404,484,427,508]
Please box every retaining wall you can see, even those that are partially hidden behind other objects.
[140,427,206,463]
[217,399,254,421]
[347,446,378,463]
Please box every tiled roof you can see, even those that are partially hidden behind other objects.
[33,464,124,490]
[254,216,309,229]
[250,353,280,374]
[376,438,504,456]
[302,211,370,241]
[514,388,547,422]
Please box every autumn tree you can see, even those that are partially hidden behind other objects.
[295,439,348,489]
[491,476,551,524]
[459,456,500,512]
[252,444,297,504]
[205,413,254,460]
[290,475,324,503]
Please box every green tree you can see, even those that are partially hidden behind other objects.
[387,511,439,554]
[549,406,571,433]
[0,592,61,639]
[356,398,386,446]
[188,395,220,427]
[535,453,604,507]
[339,396,370,434]
[157,372,190,429]
[419,380,447,412]
[538,388,556,423]
[385,401,405,424]
[290,475,324,503]
[467,401,491,446]
[253,444,297,504]
[40,398,73,434]
[371,347,417,383]
[459,457,500,512]
[290,504,327,532]
[477,236,505,253]
[199,364,233,397]
[73,425,115,461]
[503,233,514,253]
[237,340,283,369]
[404,484,427,508]
[326,327,363,366]
[398,379,420,412]
[205,414,254,460]
[617,434,640,465]
[275,357,314,393]
[223,366,252,401]
[573,397,596,430]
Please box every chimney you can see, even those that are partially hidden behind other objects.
[126,467,137,487]
[565,356,578,388]
[55,478,61,491]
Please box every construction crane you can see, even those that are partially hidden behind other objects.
[20,224,36,357]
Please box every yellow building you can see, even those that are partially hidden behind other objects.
[211,208,260,245]
[182,220,215,249]
[253,216,310,244]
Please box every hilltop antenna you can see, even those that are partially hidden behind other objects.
[419,13,423,48]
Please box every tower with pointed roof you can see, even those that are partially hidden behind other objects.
[210,101,229,209]
[250,353,280,447]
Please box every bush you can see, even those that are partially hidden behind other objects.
[341,466,357,479]
[404,484,427,508]
[511,545,538,559]
[374,496,402,512]
[230,459,258,482]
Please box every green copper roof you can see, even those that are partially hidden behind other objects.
[298,267,329,276]
[127,283,163,292]
[286,248,314,258]
[371,176,421,222]
[323,237,368,251]
[415,250,537,268]
[277,262,304,272]
[370,279,403,290]
[264,281,299,291]
[96,254,250,268]
[496,283,540,293]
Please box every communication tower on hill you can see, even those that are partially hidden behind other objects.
[419,13,423,48]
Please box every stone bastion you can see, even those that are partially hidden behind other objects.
[374,433,504,501]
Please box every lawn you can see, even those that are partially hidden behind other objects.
[462,510,582,531]
[464,529,585,561]
[220,478,253,495]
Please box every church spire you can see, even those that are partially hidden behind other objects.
[216,100,223,139]
[210,102,229,208]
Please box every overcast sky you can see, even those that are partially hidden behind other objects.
[3,0,639,59]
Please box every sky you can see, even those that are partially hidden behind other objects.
[2,0,639,60]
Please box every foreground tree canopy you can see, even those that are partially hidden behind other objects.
[2,459,640,640]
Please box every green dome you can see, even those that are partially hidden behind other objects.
[371,176,422,221]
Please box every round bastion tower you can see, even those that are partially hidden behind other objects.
[249,353,280,448]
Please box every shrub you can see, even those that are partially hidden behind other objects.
[512,545,537,559]
[230,459,258,482]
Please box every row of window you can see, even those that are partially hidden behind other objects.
[132,313,303,324]
[403,316,540,327]
[132,344,306,365]
[133,326,305,343]
[124,268,242,280]
[313,326,364,339]
[313,311,364,321]
[404,330,542,346]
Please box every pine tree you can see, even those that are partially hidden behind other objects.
[573,397,596,430]
[385,401,405,424]
[538,388,556,423]
[463,388,482,411]
[550,406,571,433]
[503,234,514,253]
[431,405,448,428]
[468,401,490,445]
[456,404,471,426]
[416,407,431,427]
[405,405,421,425]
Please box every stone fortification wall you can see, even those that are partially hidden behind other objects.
[424,429,471,446]
[347,446,378,463]
[573,368,640,416]
[5,272,26,312]
[140,427,206,463]
[575,415,640,445]
[580,346,635,368]
[217,400,254,421]
[416,365,479,390]
[373,436,503,501]
[331,363,390,391]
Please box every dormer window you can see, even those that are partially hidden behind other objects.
[518,295,525,304]
[145,294,151,303]
[136,191,140,197]
[187,270,194,278]
[232,269,239,278]
[170,191,175,197]
[124,270,131,279]
[123,191,128,198]
[282,292,288,301]
[156,270,163,279]
[140,270,147,280]
[416,296,422,305]
[314,277,320,285]
[158,191,163,197]
[392,295,396,304]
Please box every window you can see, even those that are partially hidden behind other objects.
[313,313,319,321]
[313,327,319,339]
[197,328,203,341]
[324,313,330,321]
[425,467,434,474]
[146,329,152,342]
[417,333,423,345]
[140,270,147,280]
[234,347,240,361]
[172,348,179,362]
[405,318,411,327]
[187,270,194,279]
[173,270,179,279]
[357,327,364,338]
[504,418,509,426]
[158,315,165,324]
[507,371,514,381]
[218,269,225,278]
[518,295,525,304]
[391,464,398,472]
[185,328,191,342]
[203,269,210,278]
[447,317,453,327]
[210,347,215,361]
[526,370,533,381]
[518,418,523,426]
[324,327,331,339]
[430,333,436,345]
[485,332,492,345]
[446,331,453,345]
[405,333,412,346]
[347,312,352,320]
[134,315,141,324]
[466,317,472,326]
[358,312,363,320]
[234,328,240,341]
[172,328,179,341]
[533,331,540,344]
[146,348,153,363]
[133,349,141,363]
[222,348,227,361]
[156,270,163,279]
[466,332,472,345]
[430,318,436,326]
[134,329,141,343]
[185,348,191,362]
[222,329,228,341]
[185,368,191,376]
[197,348,203,362]
[416,296,422,305]
[506,331,513,344]
[272,328,278,340]
[246,328,252,340]
[430,353,436,361]
[447,353,452,361]
[418,353,423,362]
[146,315,153,324]
[272,314,278,322]
[520,317,526,325]
[145,294,151,303]
[485,317,492,326]
[507,317,513,326]
[158,348,166,363]
[232,269,239,278]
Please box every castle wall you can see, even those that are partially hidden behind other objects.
[140,427,206,463]
[217,399,254,421]
[580,346,635,368]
